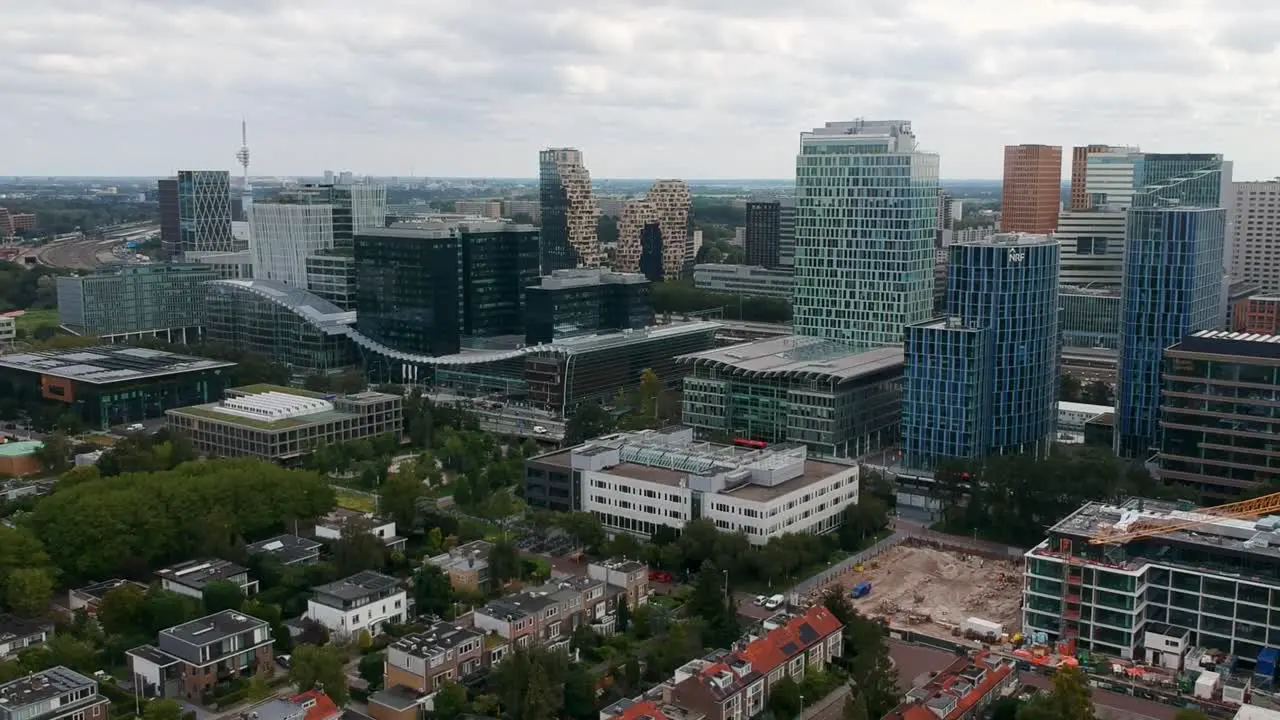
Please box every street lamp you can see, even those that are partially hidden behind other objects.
[799,694,805,720]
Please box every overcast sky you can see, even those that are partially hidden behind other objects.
[4,0,1278,180]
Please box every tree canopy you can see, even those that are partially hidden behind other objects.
[28,458,335,580]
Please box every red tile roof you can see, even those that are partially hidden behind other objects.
[881,652,1015,720]
[616,700,669,720]
[291,690,341,720]
[739,605,843,675]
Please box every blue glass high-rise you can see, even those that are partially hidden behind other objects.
[902,234,1061,470]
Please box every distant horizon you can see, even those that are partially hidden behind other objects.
[0,175,1008,184]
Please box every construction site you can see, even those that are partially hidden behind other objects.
[833,543,1023,639]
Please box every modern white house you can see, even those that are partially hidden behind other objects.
[155,559,258,600]
[306,571,407,639]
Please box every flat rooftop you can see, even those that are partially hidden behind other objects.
[720,459,854,502]
[390,622,482,657]
[0,440,42,457]
[676,336,903,383]
[0,667,97,708]
[1171,330,1280,361]
[245,534,322,564]
[0,346,235,384]
[163,609,267,645]
[156,558,248,589]
[1045,498,1280,562]
[313,571,400,602]
[74,578,143,601]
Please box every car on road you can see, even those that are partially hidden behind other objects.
[648,570,673,584]
[764,594,784,610]
[276,654,291,669]
[533,425,547,434]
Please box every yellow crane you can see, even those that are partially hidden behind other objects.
[1088,491,1280,545]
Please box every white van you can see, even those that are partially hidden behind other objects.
[764,594,784,610]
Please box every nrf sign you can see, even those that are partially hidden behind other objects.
[1007,249,1026,263]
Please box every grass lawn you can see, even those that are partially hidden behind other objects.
[14,308,60,333]
[334,489,376,512]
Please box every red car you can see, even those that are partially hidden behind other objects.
[649,570,673,583]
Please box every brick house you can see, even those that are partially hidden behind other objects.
[127,609,274,702]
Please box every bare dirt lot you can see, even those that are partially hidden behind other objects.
[832,544,1023,638]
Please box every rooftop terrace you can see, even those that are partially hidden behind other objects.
[0,346,234,384]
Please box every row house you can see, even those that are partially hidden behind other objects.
[426,540,493,593]
[127,609,274,702]
[472,575,622,654]
[671,606,844,720]
[370,622,486,720]
[587,558,650,610]
[0,667,109,720]
[0,614,51,660]
[883,652,1017,720]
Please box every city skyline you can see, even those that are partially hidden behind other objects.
[4,0,1277,179]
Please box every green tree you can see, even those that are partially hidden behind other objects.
[1173,711,1209,720]
[523,661,556,720]
[34,433,72,473]
[1059,374,1082,402]
[565,403,615,444]
[379,472,426,530]
[412,565,453,618]
[767,676,803,719]
[145,590,202,634]
[6,567,54,616]
[201,580,245,614]
[332,531,386,576]
[824,587,898,717]
[615,595,630,633]
[1017,667,1094,720]
[488,537,521,586]
[98,584,148,636]
[247,673,272,701]
[359,652,386,690]
[689,563,737,648]
[142,699,183,720]
[289,644,349,707]
[991,697,1024,720]
[557,512,605,552]
[844,693,870,720]
[430,682,469,720]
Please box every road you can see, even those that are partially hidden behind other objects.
[886,640,1178,720]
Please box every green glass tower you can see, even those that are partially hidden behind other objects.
[792,121,939,349]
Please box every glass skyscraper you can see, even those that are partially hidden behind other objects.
[158,171,234,258]
[902,234,1060,470]
[1116,207,1227,458]
[1115,153,1229,459]
[792,120,939,349]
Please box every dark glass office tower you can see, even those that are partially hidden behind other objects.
[459,226,539,337]
[538,148,600,272]
[637,224,665,282]
[745,201,781,267]
[158,179,180,259]
[354,228,462,357]
[524,269,653,345]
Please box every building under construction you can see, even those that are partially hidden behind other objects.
[1024,497,1280,671]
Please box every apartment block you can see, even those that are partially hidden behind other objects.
[1001,145,1062,235]
[670,606,843,720]
[1158,330,1280,500]
[1231,296,1280,335]
[127,610,274,701]
[616,180,693,281]
[539,147,601,272]
[306,571,408,639]
[1024,498,1280,663]
[383,621,484,693]
[156,558,258,600]
[1229,181,1280,292]
[0,667,108,720]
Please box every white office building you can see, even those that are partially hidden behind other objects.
[693,264,794,299]
[1229,180,1280,292]
[249,203,334,287]
[570,427,859,544]
[1055,210,1127,287]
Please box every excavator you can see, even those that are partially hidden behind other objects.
[1087,491,1280,545]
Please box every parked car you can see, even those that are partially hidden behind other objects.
[764,594,784,610]
[753,595,767,606]
[648,570,673,584]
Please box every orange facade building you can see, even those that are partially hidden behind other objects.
[1070,144,1110,210]
[1001,144,1063,235]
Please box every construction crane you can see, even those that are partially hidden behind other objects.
[1088,491,1280,545]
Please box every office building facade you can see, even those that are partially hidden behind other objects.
[1057,210,1127,287]
[539,147,601,272]
[745,201,782,267]
[615,180,692,281]
[1229,180,1280,292]
[693,263,794,299]
[159,171,235,258]
[1117,207,1227,458]
[1001,145,1062,235]
[458,225,539,338]
[1158,331,1280,500]
[250,202,334,287]
[902,234,1061,470]
[1070,144,1112,210]
[678,337,903,458]
[1059,286,1122,350]
[524,268,652,346]
[355,227,464,357]
[792,120,938,348]
[203,279,360,375]
[1024,498,1280,664]
[56,264,216,341]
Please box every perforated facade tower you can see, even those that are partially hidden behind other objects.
[615,179,691,281]
[539,148,601,272]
